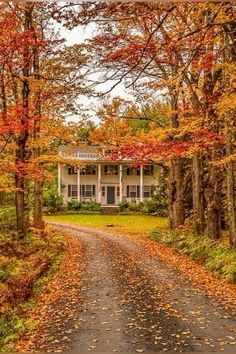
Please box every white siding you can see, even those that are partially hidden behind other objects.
[60,164,160,205]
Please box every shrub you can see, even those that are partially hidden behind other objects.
[142,182,168,216]
[67,200,81,211]
[81,200,101,211]
[43,187,63,214]
[128,202,143,212]
[118,200,129,212]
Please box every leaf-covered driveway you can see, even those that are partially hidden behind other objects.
[17,223,236,352]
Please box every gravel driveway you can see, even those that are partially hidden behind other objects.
[19,222,236,352]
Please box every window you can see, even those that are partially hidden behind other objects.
[144,165,154,175]
[144,185,151,198]
[68,185,77,198]
[129,185,136,198]
[126,185,140,198]
[80,185,96,198]
[127,167,136,175]
[102,186,105,197]
[80,165,96,175]
[68,165,77,175]
[126,167,140,176]
[104,165,118,175]
[117,186,120,197]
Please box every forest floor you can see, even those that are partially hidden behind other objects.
[15,222,236,353]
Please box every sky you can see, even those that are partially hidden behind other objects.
[58,22,132,124]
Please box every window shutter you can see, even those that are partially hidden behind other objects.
[104,165,108,174]
[137,185,140,198]
[127,168,130,176]
[68,166,71,175]
[151,165,154,175]
[68,185,71,197]
[126,186,129,197]
[93,185,96,197]
[137,167,140,176]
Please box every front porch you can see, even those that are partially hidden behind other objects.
[58,163,152,206]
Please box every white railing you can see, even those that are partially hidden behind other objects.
[60,151,99,160]
[78,153,99,160]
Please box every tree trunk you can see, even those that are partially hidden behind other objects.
[33,176,45,230]
[204,153,221,240]
[169,157,185,228]
[31,11,44,230]
[192,152,205,234]
[226,159,236,245]
[223,20,236,245]
[15,5,32,236]
[15,168,25,237]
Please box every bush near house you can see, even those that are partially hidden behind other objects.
[67,200,101,212]
[43,186,64,214]
[118,182,168,216]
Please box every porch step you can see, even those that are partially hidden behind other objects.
[101,206,119,215]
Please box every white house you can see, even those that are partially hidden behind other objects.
[58,145,161,206]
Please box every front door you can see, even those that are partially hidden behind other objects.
[107,186,115,205]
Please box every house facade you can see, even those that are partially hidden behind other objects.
[58,145,160,206]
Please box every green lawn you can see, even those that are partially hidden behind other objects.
[45,214,168,236]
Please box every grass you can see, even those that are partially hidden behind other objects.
[45,214,168,236]
[147,228,236,283]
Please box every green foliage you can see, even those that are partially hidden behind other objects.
[0,264,11,281]
[67,200,81,211]
[67,200,101,212]
[80,200,101,211]
[147,229,236,283]
[118,200,129,211]
[43,186,63,214]
[0,206,16,230]
[128,202,143,212]
[142,179,168,216]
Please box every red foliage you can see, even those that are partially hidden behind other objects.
[110,129,224,164]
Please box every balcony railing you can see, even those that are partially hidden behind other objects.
[78,153,99,160]
[60,151,99,160]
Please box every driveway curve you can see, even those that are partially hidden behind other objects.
[19,222,236,352]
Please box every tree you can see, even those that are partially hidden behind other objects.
[0,3,89,235]
[56,2,235,244]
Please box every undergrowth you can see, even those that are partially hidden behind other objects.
[0,225,65,351]
[147,228,236,283]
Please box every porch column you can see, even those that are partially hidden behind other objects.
[97,164,102,203]
[77,167,80,201]
[58,165,61,196]
[119,164,123,203]
[140,165,144,202]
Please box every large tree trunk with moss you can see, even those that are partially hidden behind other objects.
[192,152,205,234]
